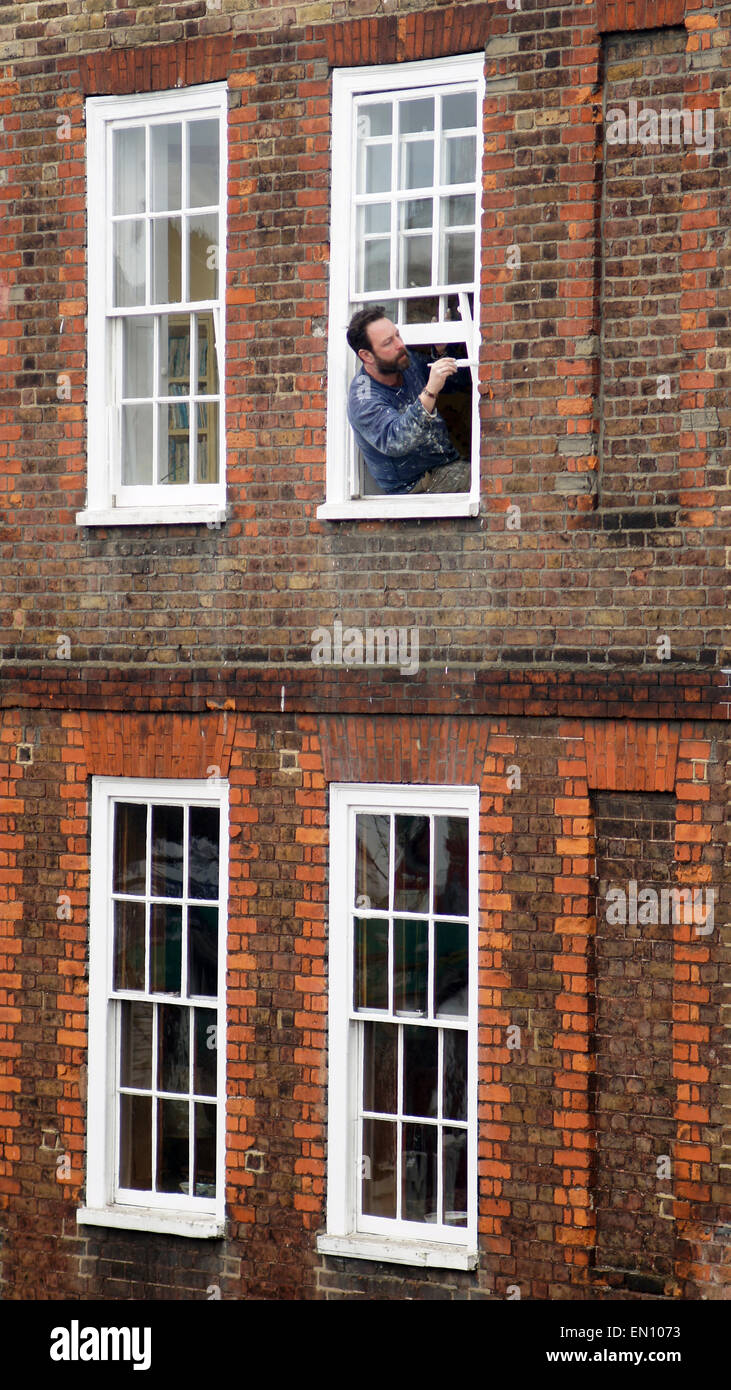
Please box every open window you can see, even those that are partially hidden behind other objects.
[319,57,484,520]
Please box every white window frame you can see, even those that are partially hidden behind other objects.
[317,783,479,1270]
[78,776,228,1238]
[319,56,485,522]
[79,84,228,528]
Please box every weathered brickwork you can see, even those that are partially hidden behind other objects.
[0,0,728,1302]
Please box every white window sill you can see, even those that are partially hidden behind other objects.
[77,1206,225,1239]
[76,506,227,528]
[317,496,479,521]
[316,1233,478,1271]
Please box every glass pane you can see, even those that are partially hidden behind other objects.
[445,232,475,285]
[113,802,147,894]
[363,239,390,293]
[188,806,220,899]
[354,917,389,1011]
[160,316,190,396]
[113,127,145,214]
[443,193,475,227]
[151,123,182,212]
[443,1128,468,1225]
[361,1117,396,1217]
[159,403,189,486]
[151,804,184,897]
[442,91,477,131]
[195,402,218,484]
[158,1003,189,1093]
[403,198,432,230]
[194,1102,216,1196]
[157,1098,189,1193]
[394,815,429,913]
[435,921,468,1017]
[363,202,390,234]
[123,316,154,399]
[402,1122,437,1222]
[403,295,440,325]
[400,98,434,134]
[402,235,432,289]
[194,1007,218,1096]
[403,1025,438,1118]
[434,816,469,916]
[355,813,390,911]
[357,103,392,138]
[189,120,219,208]
[197,313,218,392]
[122,403,153,485]
[113,220,145,307]
[189,214,218,300]
[444,135,476,186]
[152,217,182,304]
[363,144,391,195]
[120,1000,152,1087]
[150,903,182,994]
[394,918,428,1014]
[401,140,433,191]
[443,1029,467,1120]
[114,900,146,991]
[189,905,218,997]
[363,1021,397,1114]
[119,1094,151,1190]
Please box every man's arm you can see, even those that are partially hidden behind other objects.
[349,359,459,456]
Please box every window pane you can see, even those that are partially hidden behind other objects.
[442,91,476,130]
[150,904,182,994]
[194,1007,217,1096]
[197,313,218,393]
[403,295,440,325]
[150,123,182,212]
[188,806,220,900]
[363,1021,397,1114]
[120,1000,152,1088]
[353,917,389,1011]
[194,1102,216,1196]
[157,1098,189,1193]
[123,316,154,399]
[363,144,391,195]
[402,1122,437,1222]
[394,918,428,1014]
[362,239,390,293]
[402,234,432,289]
[444,135,476,186]
[443,1028,467,1121]
[113,127,145,214]
[189,120,219,208]
[443,1129,468,1225]
[393,815,429,913]
[189,214,218,300]
[363,202,390,234]
[435,921,468,1017]
[401,140,433,191]
[403,1025,438,1118]
[361,1118,396,1217]
[445,232,475,286]
[158,1003,189,1093]
[114,899,146,991]
[113,802,147,894]
[195,402,218,484]
[358,103,392,138]
[188,905,218,997]
[122,403,153,485]
[434,816,469,916]
[400,98,434,134]
[159,403,189,486]
[355,813,390,910]
[160,316,190,396]
[443,193,475,227]
[119,1094,152,1189]
[113,220,146,307]
[403,198,432,230]
[151,804,184,897]
[152,217,182,304]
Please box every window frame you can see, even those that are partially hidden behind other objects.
[78,776,229,1238]
[318,783,479,1270]
[319,56,485,523]
[80,84,228,528]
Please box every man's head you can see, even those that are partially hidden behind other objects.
[347,307,410,376]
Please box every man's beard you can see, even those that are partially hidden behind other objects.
[372,347,410,375]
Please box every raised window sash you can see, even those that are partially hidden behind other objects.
[78,777,228,1238]
[318,784,479,1269]
[80,85,227,527]
[320,58,484,522]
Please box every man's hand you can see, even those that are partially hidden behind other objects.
[420,356,457,413]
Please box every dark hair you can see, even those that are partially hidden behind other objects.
[346,305,388,356]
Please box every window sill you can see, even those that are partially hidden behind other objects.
[77,1206,225,1239]
[316,1233,478,1271]
[76,506,227,528]
[317,496,479,522]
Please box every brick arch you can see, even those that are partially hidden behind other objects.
[583,720,680,791]
[77,711,238,780]
[597,0,686,32]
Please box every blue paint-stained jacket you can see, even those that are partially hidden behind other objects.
[347,354,465,494]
